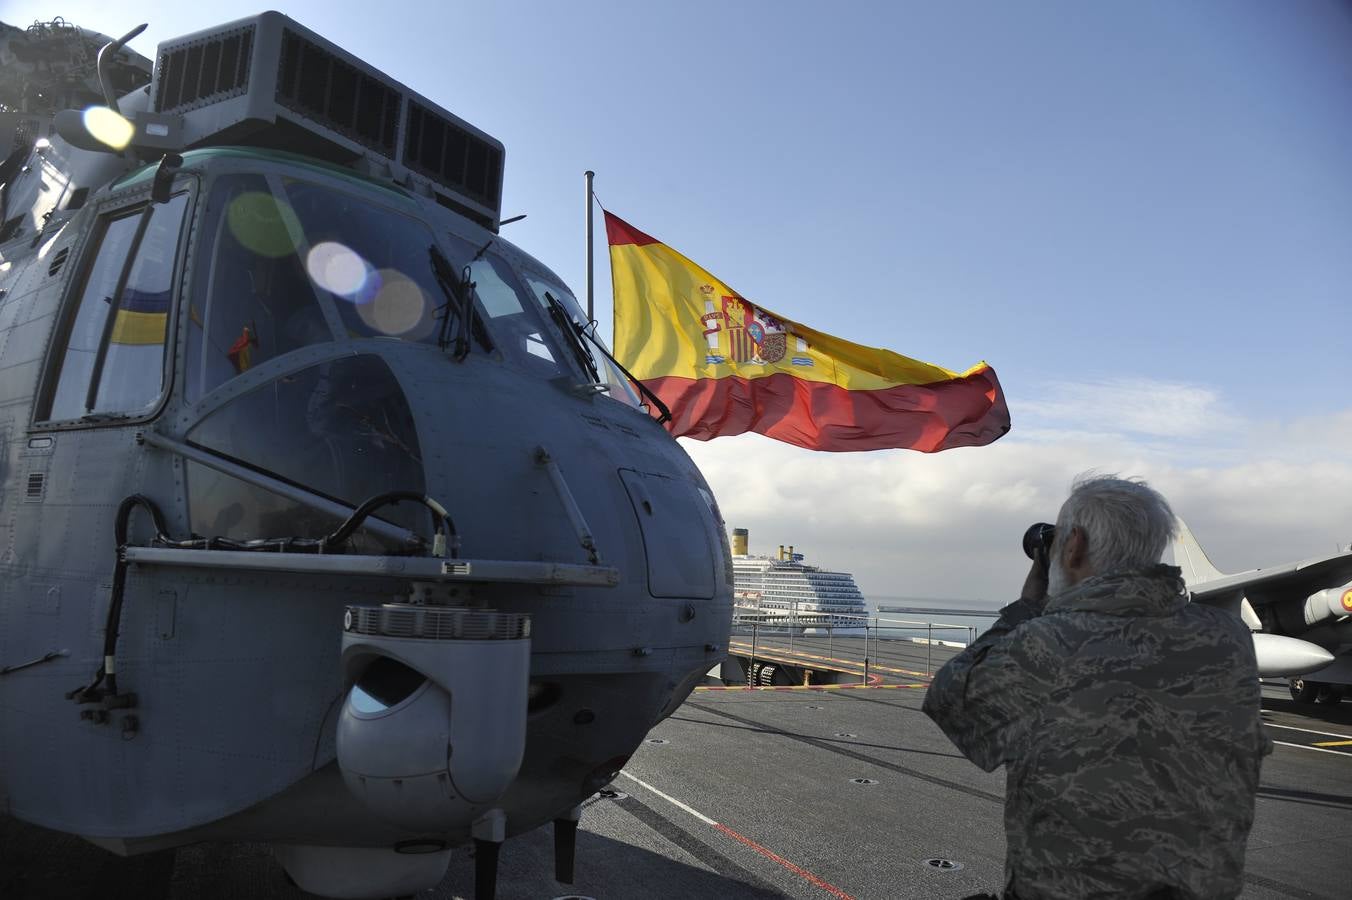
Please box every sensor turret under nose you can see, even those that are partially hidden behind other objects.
[337,605,531,832]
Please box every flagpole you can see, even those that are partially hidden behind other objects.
[584,170,595,322]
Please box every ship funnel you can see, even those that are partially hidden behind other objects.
[788,545,794,560]
[778,545,785,561]
[732,528,748,556]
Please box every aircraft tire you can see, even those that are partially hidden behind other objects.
[1314,684,1345,705]
[1289,678,1319,703]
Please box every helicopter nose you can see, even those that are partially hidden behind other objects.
[618,468,719,598]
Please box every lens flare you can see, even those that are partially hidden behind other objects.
[226,192,302,258]
[82,106,135,150]
[358,270,431,337]
[306,242,375,300]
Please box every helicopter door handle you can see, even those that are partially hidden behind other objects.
[535,446,601,566]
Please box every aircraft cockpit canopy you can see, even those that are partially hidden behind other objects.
[176,166,640,406]
[33,148,644,554]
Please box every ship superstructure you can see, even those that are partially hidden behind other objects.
[730,528,869,629]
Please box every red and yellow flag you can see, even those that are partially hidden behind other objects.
[607,211,1010,452]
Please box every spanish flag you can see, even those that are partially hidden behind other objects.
[607,211,1010,452]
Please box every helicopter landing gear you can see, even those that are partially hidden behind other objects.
[472,838,500,900]
[472,809,507,900]
[553,804,583,884]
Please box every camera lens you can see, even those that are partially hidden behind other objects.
[1022,523,1056,560]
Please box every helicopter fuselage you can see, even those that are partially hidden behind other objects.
[0,137,731,894]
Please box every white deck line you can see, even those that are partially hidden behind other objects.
[1264,722,1352,741]
[620,770,718,825]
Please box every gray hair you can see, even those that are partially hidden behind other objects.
[1055,474,1177,576]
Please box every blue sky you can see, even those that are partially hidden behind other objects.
[7,1,1350,598]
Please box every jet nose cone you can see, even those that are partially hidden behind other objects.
[1252,633,1335,677]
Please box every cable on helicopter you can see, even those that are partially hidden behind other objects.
[68,490,459,710]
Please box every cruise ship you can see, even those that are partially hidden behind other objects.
[730,528,870,631]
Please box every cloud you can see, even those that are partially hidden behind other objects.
[680,385,1352,605]
[1019,377,1240,439]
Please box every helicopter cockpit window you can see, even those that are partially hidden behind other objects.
[185,174,503,401]
[442,234,565,377]
[520,275,643,408]
[185,174,339,401]
[185,355,427,545]
[279,178,449,345]
[43,193,189,422]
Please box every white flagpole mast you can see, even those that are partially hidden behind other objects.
[584,170,595,323]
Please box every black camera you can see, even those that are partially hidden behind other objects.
[1022,522,1056,561]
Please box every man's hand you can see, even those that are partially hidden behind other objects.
[1020,551,1049,608]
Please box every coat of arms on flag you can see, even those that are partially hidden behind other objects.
[605,209,1010,452]
[706,293,791,366]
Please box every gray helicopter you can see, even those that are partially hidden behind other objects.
[0,12,731,899]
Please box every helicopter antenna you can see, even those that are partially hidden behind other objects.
[585,170,595,322]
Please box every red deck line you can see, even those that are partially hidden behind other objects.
[621,771,859,899]
[713,822,857,899]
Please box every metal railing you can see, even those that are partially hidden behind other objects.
[726,611,982,686]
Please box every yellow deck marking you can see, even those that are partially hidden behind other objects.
[1273,740,1352,758]
[1312,739,1352,747]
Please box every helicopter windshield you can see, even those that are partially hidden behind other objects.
[184,173,565,400]
[518,274,643,408]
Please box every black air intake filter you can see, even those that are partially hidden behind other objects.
[155,25,255,113]
[404,101,503,211]
[148,12,505,229]
[275,28,400,158]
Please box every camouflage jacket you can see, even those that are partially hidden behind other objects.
[923,565,1270,900]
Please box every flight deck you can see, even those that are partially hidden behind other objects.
[3,635,1349,900]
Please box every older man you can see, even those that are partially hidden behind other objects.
[923,475,1270,900]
